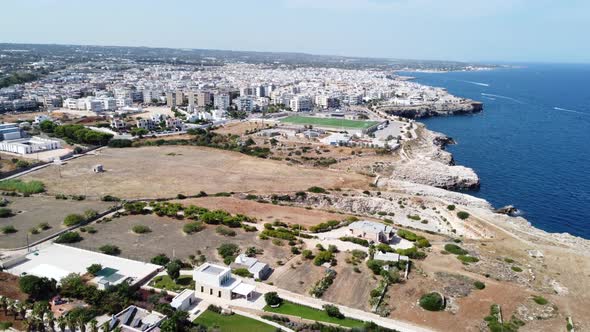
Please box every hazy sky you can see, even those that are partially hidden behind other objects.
[1,0,589,63]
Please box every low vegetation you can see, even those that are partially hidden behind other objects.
[132,225,152,234]
[99,244,121,256]
[0,179,45,194]
[419,292,445,311]
[54,231,82,243]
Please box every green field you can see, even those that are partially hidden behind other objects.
[281,115,379,129]
[193,310,276,332]
[149,275,194,292]
[263,301,364,328]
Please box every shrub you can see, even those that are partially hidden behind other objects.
[511,266,523,272]
[63,214,85,227]
[19,275,55,300]
[108,139,133,148]
[0,179,45,194]
[132,225,152,234]
[339,236,369,247]
[151,254,171,266]
[55,231,82,243]
[444,244,468,255]
[101,195,120,202]
[419,292,445,311]
[457,255,479,264]
[183,222,205,234]
[323,304,344,319]
[233,268,253,278]
[216,226,236,237]
[1,225,17,234]
[457,211,470,220]
[396,246,427,259]
[301,249,313,259]
[0,208,12,218]
[474,281,486,290]
[99,244,121,256]
[313,251,334,266]
[86,264,103,276]
[264,292,282,306]
[218,243,240,264]
[447,204,456,211]
[416,238,431,248]
[38,222,51,230]
[308,186,327,194]
[124,201,147,214]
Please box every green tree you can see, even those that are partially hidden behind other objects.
[166,260,182,281]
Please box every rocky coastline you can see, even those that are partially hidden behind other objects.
[379,100,483,119]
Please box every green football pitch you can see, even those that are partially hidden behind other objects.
[281,115,379,129]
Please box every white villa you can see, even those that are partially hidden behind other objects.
[233,254,271,280]
[193,262,256,301]
[348,220,395,244]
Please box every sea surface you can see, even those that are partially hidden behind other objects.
[402,64,590,239]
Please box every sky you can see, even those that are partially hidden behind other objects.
[1,0,589,63]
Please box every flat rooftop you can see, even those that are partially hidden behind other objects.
[7,243,160,286]
[202,265,224,275]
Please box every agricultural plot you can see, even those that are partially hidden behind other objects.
[66,214,292,267]
[23,146,367,199]
[281,116,379,129]
[0,196,114,249]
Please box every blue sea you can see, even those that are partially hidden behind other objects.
[402,64,590,239]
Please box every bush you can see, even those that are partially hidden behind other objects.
[511,266,523,272]
[308,186,327,194]
[132,225,152,234]
[339,236,369,247]
[264,292,282,306]
[55,231,82,243]
[99,244,121,256]
[233,268,253,278]
[396,246,427,259]
[457,255,479,264]
[19,275,55,300]
[216,226,236,237]
[474,281,486,290]
[301,249,313,259]
[218,243,240,264]
[419,292,445,311]
[447,204,456,211]
[151,254,171,266]
[38,222,51,230]
[166,260,182,281]
[87,264,103,276]
[63,214,85,227]
[457,211,470,220]
[0,208,12,218]
[1,225,17,234]
[323,304,344,319]
[0,179,45,194]
[108,139,133,148]
[183,221,205,234]
[444,244,468,255]
[101,195,120,202]
[313,251,334,266]
[532,296,548,305]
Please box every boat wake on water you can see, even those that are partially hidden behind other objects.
[553,107,588,116]
[463,80,490,87]
[481,93,525,104]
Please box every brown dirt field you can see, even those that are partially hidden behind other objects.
[68,214,292,268]
[172,197,355,227]
[270,259,327,295]
[0,196,114,249]
[23,146,368,199]
[213,121,270,136]
[0,273,27,330]
[321,252,380,311]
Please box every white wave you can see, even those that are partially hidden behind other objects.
[553,107,588,116]
[481,93,525,104]
[482,96,496,100]
[463,80,490,87]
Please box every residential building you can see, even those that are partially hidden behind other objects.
[290,96,313,112]
[234,96,254,112]
[193,262,255,301]
[170,289,197,311]
[233,254,271,280]
[213,93,230,110]
[374,251,409,263]
[166,92,176,108]
[110,306,166,332]
[165,117,184,130]
[347,220,395,243]
[136,118,157,130]
[197,91,212,107]
[175,90,185,106]
[110,119,127,130]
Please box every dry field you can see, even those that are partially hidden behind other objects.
[173,197,354,228]
[23,146,368,199]
[213,121,271,136]
[0,196,114,249]
[68,214,293,268]
[269,259,326,295]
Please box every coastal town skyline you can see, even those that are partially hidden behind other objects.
[1,0,590,64]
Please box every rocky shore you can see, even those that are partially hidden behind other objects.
[379,100,483,119]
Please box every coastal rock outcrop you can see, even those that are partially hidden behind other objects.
[379,100,483,119]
